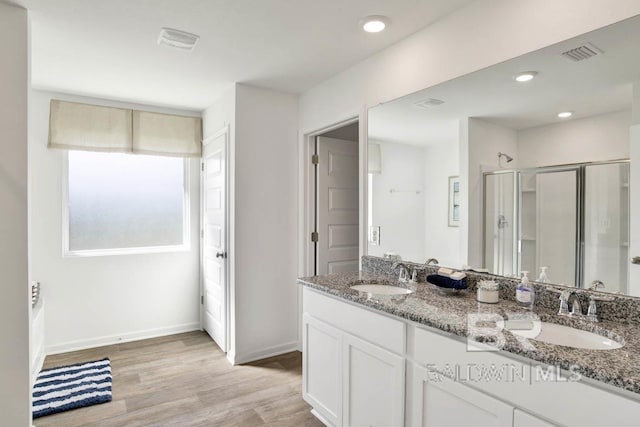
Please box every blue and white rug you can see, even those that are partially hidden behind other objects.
[32,358,112,419]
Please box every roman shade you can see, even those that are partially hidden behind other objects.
[48,100,132,152]
[48,100,202,157]
[132,111,202,157]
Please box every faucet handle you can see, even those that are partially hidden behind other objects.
[398,266,409,282]
[558,298,570,316]
[587,298,598,322]
[556,290,571,315]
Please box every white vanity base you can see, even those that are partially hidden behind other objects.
[302,287,640,427]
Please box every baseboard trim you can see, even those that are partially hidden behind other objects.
[231,340,300,365]
[310,409,333,427]
[45,322,201,355]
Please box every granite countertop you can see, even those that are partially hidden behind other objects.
[298,271,640,396]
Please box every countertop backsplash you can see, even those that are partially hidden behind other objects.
[362,255,640,325]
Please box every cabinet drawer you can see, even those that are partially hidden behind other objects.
[303,288,405,355]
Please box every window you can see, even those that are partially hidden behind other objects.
[64,151,189,256]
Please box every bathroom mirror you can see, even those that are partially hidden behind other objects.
[366,14,640,296]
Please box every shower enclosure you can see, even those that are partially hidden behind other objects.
[483,160,629,291]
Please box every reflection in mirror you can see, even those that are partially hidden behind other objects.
[366,15,640,296]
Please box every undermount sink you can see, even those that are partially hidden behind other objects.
[507,321,623,350]
[350,284,413,296]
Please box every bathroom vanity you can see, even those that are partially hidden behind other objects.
[298,258,640,427]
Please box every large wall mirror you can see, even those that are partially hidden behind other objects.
[367,15,640,297]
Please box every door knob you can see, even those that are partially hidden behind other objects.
[632,256,640,265]
[216,252,227,259]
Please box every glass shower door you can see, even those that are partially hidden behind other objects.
[583,162,629,293]
[484,172,516,276]
[519,168,579,286]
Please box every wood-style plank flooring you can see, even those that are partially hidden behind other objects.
[34,331,324,427]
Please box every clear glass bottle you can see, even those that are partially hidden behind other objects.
[516,271,535,309]
[538,266,550,283]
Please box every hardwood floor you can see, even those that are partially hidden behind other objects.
[34,331,324,427]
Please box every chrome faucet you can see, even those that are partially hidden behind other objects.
[392,262,411,282]
[567,293,583,317]
[556,290,583,317]
[392,261,422,283]
[424,258,439,266]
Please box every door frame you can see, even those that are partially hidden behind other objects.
[297,110,368,348]
[200,125,231,354]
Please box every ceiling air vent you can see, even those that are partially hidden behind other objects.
[158,27,199,51]
[561,43,603,62]
[414,98,445,109]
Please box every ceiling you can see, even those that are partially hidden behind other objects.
[17,0,475,111]
[369,14,640,146]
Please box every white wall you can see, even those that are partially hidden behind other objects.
[423,140,461,268]
[234,84,299,363]
[0,3,30,425]
[466,118,518,268]
[202,84,299,364]
[517,110,631,168]
[368,141,426,262]
[29,90,202,354]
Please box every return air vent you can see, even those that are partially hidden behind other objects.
[561,43,603,62]
[158,27,199,51]
[414,98,445,109]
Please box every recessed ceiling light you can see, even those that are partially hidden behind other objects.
[414,98,445,109]
[558,111,573,118]
[514,71,538,82]
[361,15,390,33]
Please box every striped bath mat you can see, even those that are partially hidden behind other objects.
[32,358,112,419]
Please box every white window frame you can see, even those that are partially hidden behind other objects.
[62,151,191,257]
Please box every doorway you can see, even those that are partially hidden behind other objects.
[310,121,360,276]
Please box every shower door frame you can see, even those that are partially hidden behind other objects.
[483,159,630,289]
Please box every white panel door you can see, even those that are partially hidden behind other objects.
[317,136,359,275]
[342,333,404,427]
[513,409,558,427]
[303,314,343,427]
[202,130,228,352]
[412,363,513,427]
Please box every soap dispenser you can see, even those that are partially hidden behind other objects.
[538,266,550,283]
[516,271,535,310]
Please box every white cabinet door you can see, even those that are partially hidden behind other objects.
[514,409,557,427]
[303,314,342,427]
[412,363,513,427]
[342,333,404,427]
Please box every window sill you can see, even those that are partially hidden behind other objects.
[63,244,190,258]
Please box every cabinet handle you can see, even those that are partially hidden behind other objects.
[632,256,640,265]
[216,252,227,259]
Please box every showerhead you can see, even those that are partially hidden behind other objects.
[498,152,513,163]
